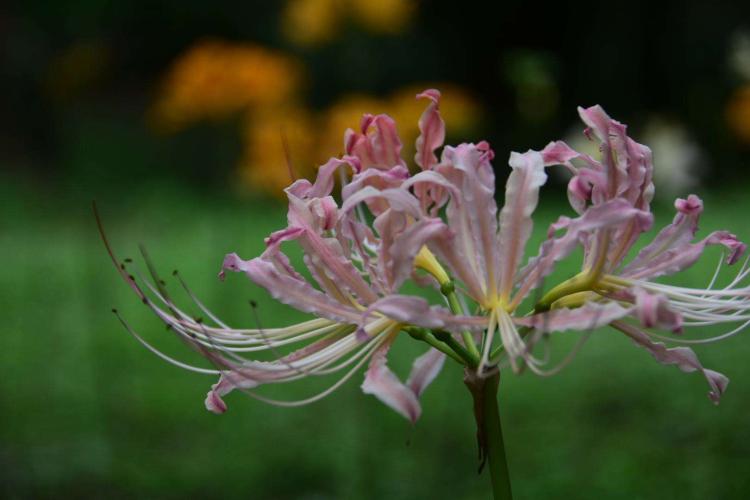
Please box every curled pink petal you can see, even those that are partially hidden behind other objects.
[366,295,448,330]
[632,288,683,333]
[205,389,228,414]
[309,197,339,232]
[675,194,703,215]
[577,105,613,143]
[566,168,606,214]
[362,340,421,423]
[263,227,305,256]
[295,157,356,199]
[406,348,445,398]
[345,114,405,170]
[577,106,646,208]
[341,165,410,215]
[414,89,445,171]
[541,140,580,167]
[706,231,747,265]
[615,322,729,404]
[219,252,250,281]
[205,373,261,414]
[515,301,632,333]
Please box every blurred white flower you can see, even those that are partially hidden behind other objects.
[728,29,750,81]
[642,118,705,198]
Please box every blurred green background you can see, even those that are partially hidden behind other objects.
[3,1,750,499]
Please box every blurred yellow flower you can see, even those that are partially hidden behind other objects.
[350,0,416,34]
[151,39,302,132]
[727,85,750,144]
[238,107,318,197]
[281,0,416,46]
[281,0,341,46]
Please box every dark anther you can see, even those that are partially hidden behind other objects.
[249,300,258,308]
[124,258,133,263]
[172,270,179,276]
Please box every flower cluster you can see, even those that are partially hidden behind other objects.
[109,90,749,422]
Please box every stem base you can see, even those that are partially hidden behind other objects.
[465,370,513,500]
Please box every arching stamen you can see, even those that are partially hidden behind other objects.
[113,309,220,375]
[93,201,145,301]
[174,269,231,328]
[134,267,339,346]
[230,335,387,407]
[246,299,324,379]
[644,317,750,345]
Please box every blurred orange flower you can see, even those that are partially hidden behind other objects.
[727,85,750,144]
[151,39,302,132]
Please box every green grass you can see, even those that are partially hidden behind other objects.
[2,180,750,499]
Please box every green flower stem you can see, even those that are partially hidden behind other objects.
[480,372,513,500]
[405,327,465,364]
[433,329,479,367]
[441,281,481,359]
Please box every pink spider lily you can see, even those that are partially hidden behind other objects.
[100,93,494,424]
[527,106,749,402]
[100,91,750,499]
[397,93,652,376]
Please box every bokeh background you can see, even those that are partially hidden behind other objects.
[3,1,750,498]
